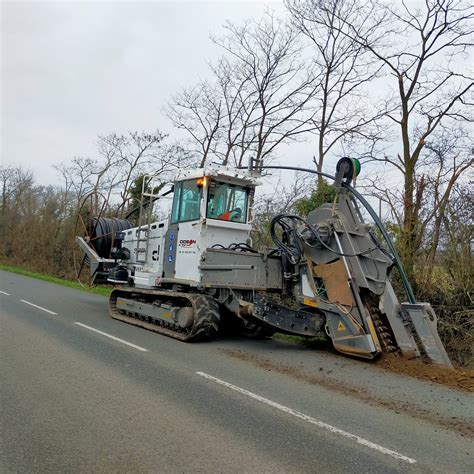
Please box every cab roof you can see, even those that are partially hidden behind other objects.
[173,165,260,186]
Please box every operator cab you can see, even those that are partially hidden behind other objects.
[169,167,258,226]
[161,166,259,284]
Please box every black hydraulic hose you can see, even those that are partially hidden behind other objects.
[237,164,417,304]
[269,214,305,264]
[345,185,416,303]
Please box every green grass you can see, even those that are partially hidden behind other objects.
[0,263,112,297]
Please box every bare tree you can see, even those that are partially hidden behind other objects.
[96,131,181,216]
[165,81,223,167]
[251,172,315,248]
[210,57,258,166]
[330,0,473,279]
[0,166,16,217]
[286,0,385,185]
[362,125,472,291]
[415,127,473,285]
[54,157,97,208]
[55,131,185,218]
[0,166,35,258]
[213,12,319,169]
[166,11,320,169]
[441,182,473,302]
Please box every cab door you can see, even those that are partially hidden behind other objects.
[164,178,203,283]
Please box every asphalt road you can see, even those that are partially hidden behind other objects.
[1,270,472,473]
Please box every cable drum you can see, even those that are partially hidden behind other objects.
[87,218,132,258]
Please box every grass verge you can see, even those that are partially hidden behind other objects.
[0,263,112,297]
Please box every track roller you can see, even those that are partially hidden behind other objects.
[109,287,220,341]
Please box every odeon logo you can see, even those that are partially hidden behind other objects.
[179,239,196,247]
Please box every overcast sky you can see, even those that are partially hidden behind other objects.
[3,0,458,196]
[2,0,300,185]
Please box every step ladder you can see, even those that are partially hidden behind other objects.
[135,176,160,264]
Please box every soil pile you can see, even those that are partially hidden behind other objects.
[378,354,474,392]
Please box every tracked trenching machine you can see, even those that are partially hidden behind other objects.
[76,159,453,368]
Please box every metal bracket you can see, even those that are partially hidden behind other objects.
[252,296,325,337]
[402,302,453,368]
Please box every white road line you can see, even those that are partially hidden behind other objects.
[0,291,11,295]
[196,371,417,465]
[20,299,57,315]
[74,322,148,352]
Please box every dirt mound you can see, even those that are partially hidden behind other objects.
[275,333,474,392]
[378,354,474,392]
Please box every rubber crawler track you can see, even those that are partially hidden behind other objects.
[109,287,220,342]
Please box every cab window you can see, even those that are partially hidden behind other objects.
[170,182,182,224]
[207,181,248,223]
[170,179,202,223]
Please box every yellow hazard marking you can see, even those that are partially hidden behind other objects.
[367,316,381,351]
[303,297,317,307]
[337,321,346,332]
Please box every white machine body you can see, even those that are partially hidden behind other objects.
[120,166,258,288]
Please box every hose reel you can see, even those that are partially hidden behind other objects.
[87,217,132,258]
[73,191,132,284]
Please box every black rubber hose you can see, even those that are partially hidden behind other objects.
[88,218,132,258]
[269,214,305,265]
